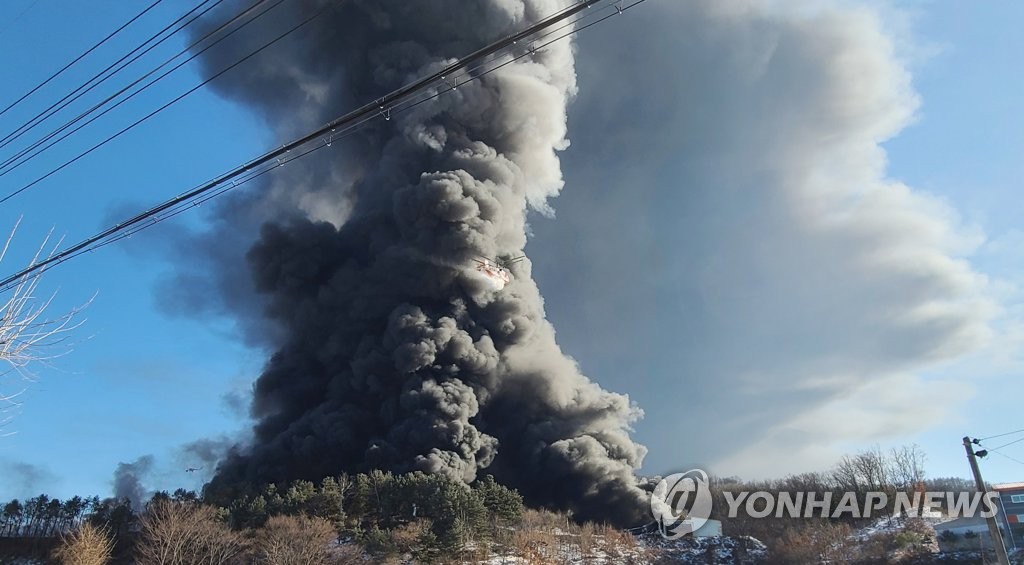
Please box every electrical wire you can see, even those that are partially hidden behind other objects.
[0,0,220,154]
[987,449,1024,468]
[0,0,635,286]
[0,0,162,120]
[428,0,624,93]
[976,437,1024,467]
[0,0,648,291]
[74,2,634,250]
[0,0,282,177]
[2,0,614,182]
[989,435,1024,452]
[0,0,231,167]
[979,428,1024,442]
[0,0,330,205]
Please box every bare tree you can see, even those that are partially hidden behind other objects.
[781,472,830,492]
[257,514,337,565]
[0,220,89,429]
[851,446,892,491]
[831,455,862,492]
[832,446,894,494]
[52,522,114,565]
[135,500,246,565]
[890,444,927,491]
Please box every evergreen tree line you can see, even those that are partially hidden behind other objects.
[1,495,136,539]
[1,472,527,563]
[214,470,525,555]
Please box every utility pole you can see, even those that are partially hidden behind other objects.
[963,436,1011,565]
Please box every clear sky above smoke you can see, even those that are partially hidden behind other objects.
[0,0,1022,502]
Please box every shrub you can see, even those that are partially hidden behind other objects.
[52,523,113,565]
[602,527,643,561]
[938,529,959,543]
[769,521,854,564]
[510,525,557,564]
[258,514,337,564]
[359,524,397,556]
[894,530,922,548]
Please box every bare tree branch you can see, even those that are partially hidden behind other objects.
[0,218,90,432]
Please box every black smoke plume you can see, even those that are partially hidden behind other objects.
[189,0,648,524]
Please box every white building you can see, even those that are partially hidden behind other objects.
[682,518,722,537]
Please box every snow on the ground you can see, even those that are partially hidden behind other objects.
[853,513,947,541]
[640,534,769,564]
[469,534,768,564]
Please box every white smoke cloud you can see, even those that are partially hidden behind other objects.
[526,0,1000,477]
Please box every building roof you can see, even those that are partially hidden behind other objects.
[934,516,989,531]
[993,482,1024,492]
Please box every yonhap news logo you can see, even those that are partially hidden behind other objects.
[650,469,714,540]
[649,468,1003,540]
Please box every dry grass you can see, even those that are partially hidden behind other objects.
[519,508,566,531]
[600,528,647,563]
[768,521,854,564]
[577,521,596,560]
[330,543,366,565]
[510,524,559,564]
[499,510,650,564]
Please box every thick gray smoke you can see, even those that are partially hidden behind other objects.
[112,455,154,509]
[525,0,997,478]
[186,0,648,524]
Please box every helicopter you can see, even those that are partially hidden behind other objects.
[472,255,525,290]
[185,467,203,473]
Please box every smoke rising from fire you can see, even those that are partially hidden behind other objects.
[184,0,649,524]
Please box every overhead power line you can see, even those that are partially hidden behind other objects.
[976,437,1024,466]
[81,5,636,255]
[0,0,646,292]
[979,428,1024,442]
[989,435,1024,451]
[0,0,290,181]
[0,0,162,121]
[0,0,323,205]
[987,448,1024,468]
[0,0,225,160]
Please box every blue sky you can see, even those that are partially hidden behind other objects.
[0,0,267,498]
[877,0,1024,482]
[525,0,1024,484]
[0,0,1022,502]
